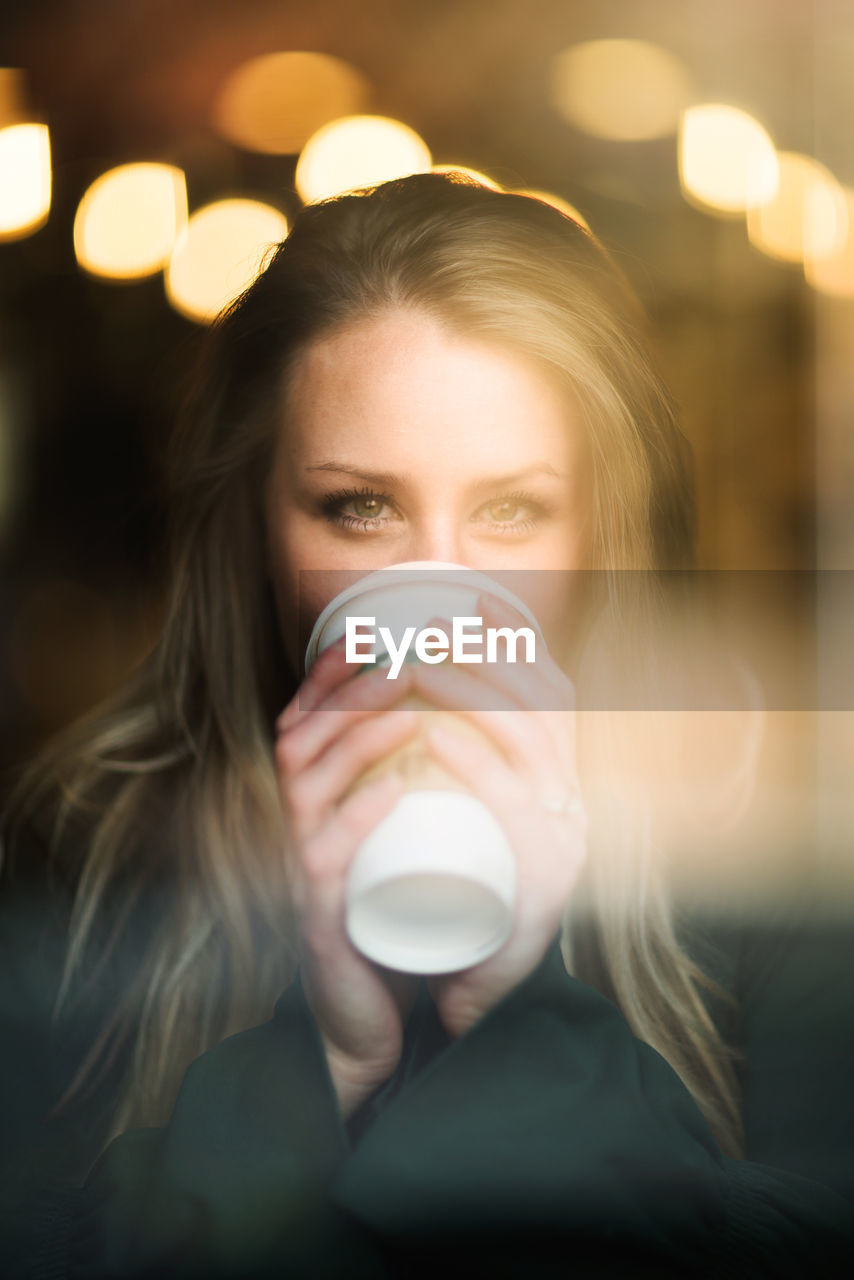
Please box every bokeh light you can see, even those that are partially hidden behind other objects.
[550,39,693,141]
[74,163,188,280]
[0,123,51,240]
[679,105,778,215]
[432,164,502,190]
[295,115,432,203]
[0,68,27,126]
[213,51,370,155]
[514,188,590,231]
[165,198,288,324]
[805,186,854,297]
[747,151,848,265]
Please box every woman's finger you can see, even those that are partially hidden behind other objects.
[425,719,585,850]
[413,595,577,771]
[277,629,399,731]
[276,637,351,730]
[411,660,576,784]
[475,593,576,707]
[413,601,574,715]
[412,655,521,714]
[296,771,407,914]
[425,719,577,819]
[280,708,421,842]
[277,662,415,776]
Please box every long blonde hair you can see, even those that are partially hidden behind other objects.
[3,173,743,1156]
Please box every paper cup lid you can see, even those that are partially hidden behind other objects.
[346,790,516,974]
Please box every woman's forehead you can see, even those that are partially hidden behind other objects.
[278,309,582,480]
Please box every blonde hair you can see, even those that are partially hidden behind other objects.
[3,174,743,1156]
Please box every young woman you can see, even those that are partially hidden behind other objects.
[1,173,852,1277]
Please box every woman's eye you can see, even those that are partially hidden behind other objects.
[485,500,522,523]
[477,493,542,534]
[321,488,546,536]
[348,495,386,520]
[321,488,394,531]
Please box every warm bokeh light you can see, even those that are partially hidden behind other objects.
[213,51,370,155]
[432,164,502,190]
[514,188,590,231]
[550,39,692,141]
[73,163,188,280]
[0,68,27,126]
[165,198,288,324]
[747,151,848,265]
[295,115,432,203]
[679,105,778,214]
[0,123,51,239]
[805,186,854,297]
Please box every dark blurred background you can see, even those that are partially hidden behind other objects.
[1,0,852,885]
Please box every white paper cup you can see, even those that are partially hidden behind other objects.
[346,790,515,973]
[304,562,541,974]
[304,560,542,672]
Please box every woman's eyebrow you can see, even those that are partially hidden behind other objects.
[304,462,566,487]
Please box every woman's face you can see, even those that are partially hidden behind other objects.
[265,309,588,676]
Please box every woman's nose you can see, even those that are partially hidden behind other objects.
[406,524,467,566]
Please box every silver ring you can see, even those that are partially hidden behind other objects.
[541,790,583,818]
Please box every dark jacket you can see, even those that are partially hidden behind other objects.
[2,816,853,1278]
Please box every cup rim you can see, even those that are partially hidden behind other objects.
[303,560,543,671]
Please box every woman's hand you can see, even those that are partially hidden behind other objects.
[413,593,588,1040]
[274,640,421,1118]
